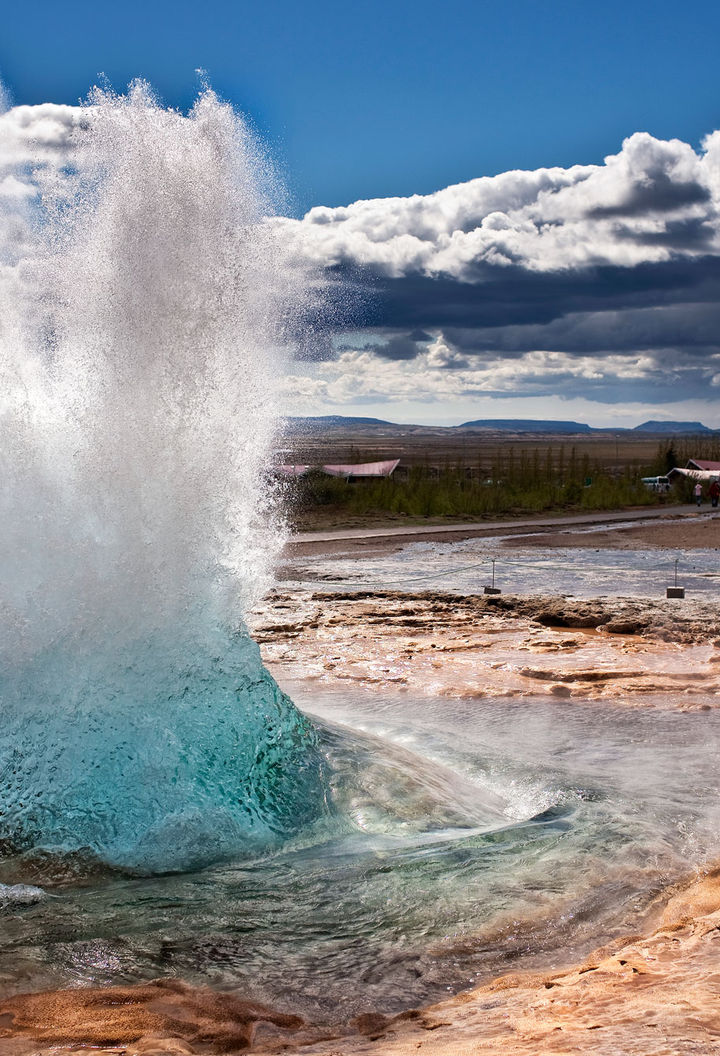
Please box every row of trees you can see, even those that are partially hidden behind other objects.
[286,444,668,520]
[284,435,720,522]
[655,438,720,474]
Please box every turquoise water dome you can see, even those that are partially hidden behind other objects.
[0,83,329,871]
[0,627,328,872]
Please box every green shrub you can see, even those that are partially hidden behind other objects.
[284,445,680,522]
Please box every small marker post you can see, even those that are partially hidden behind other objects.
[484,557,501,595]
[666,556,685,599]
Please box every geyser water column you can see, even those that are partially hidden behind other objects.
[0,83,329,872]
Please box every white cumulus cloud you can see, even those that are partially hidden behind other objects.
[280,130,720,278]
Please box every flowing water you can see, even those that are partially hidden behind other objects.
[0,83,718,1027]
[1,683,719,1021]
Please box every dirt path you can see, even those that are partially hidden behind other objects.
[287,504,719,556]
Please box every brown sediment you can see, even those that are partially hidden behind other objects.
[259,866,720,1056]
[502,517,720,551]
[0,979,305,1054]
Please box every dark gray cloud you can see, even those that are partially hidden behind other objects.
[357,256,720,335]
[309,254,720,406]
[280,127,720,410]
[439,302,720,359]
[624,216,718,249]
[375,334,425,360]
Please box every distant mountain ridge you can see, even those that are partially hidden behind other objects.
[283,415,715,434]
[284,415,393,431]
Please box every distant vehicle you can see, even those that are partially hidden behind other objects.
[641,476,671,493]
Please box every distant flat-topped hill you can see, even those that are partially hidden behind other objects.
[633,420,712,434]
[284,415,393,432]
[457,418,592,433]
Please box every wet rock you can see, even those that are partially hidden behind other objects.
[271,866,720,1056]
[549,684,572,697]
[132,1038,197,1055]
[350,1012,391,1037]
[0,884,46,908]
[534,608,602,629]
[602,619,646,635]
[661,867,720,926]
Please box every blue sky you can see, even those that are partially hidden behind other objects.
[4,1,720,427]
[4,0,720,215]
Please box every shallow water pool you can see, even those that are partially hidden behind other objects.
[289,525,719,600]
[2,681,719,1023]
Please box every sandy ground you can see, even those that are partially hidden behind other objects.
[3,512,720,1055]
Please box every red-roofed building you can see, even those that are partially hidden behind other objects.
[276,459,400,479]
[686,459,720,472]
[668,459,720,481]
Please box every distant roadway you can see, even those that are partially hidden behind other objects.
[289,504,706,549]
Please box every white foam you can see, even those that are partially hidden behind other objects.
[0,883,46,906]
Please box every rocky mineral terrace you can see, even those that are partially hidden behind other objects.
[4,861,720,1056]
[250,589,720,712]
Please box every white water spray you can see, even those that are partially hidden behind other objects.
[0,83,328,870]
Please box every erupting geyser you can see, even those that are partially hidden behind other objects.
[0,82,328,871]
